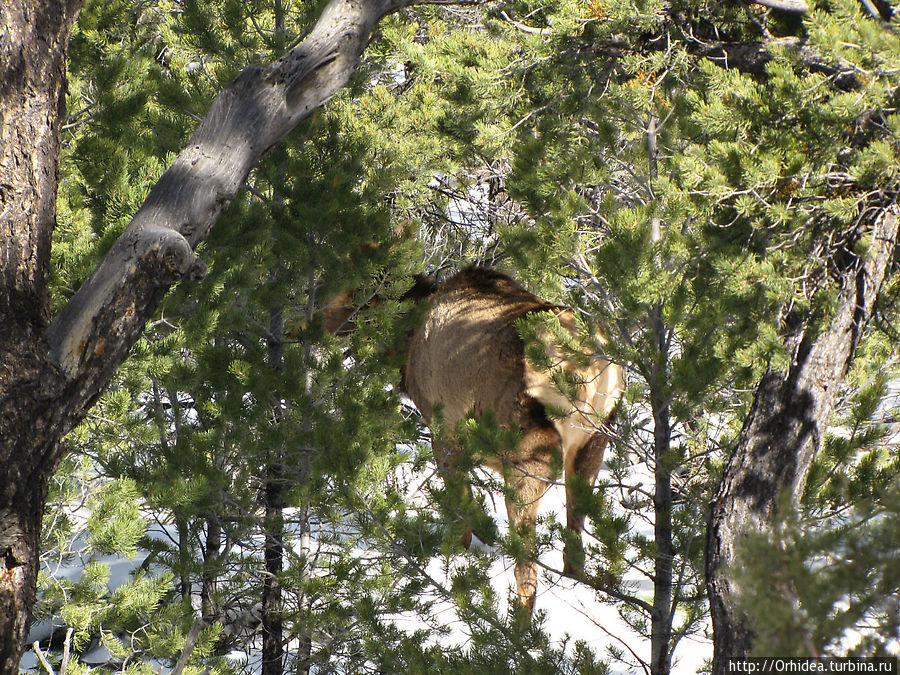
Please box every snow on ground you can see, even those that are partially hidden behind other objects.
[403,475,713,674]
[22,457,711,673]
[22,551,150,670]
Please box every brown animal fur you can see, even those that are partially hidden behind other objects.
[331,267,625,614]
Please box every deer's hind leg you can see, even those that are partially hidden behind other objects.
[563,431,611,574]
[504,424,561,615]
[433,439,496,551]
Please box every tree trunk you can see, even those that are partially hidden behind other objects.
[261,472,285,675]
[651,383,674,675]
[201,515,222,624]
[262,305,285,675]
[0,0,439,669]
[295,269,318,674]
[647,109,675,675]
[705,208,899,671]
[0,2,82,671]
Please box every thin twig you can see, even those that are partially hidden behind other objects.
[60,628,74,675]
[33,642,55,675]
[171,618,207,675]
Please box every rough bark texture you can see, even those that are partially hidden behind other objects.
[0,0,429,670]
[0,1,82,670]
[650,379,674,675]
[705,208,899,671]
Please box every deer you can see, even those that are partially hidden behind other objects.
[323,266,625,615]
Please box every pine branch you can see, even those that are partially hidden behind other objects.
[583,16,865,87]
[32,642,54,675]
[171,618,207,675]
[690,36,863,89]
[43,0,486,423]
[537,557,656,615]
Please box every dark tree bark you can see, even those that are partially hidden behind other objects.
[201,515,222,623]
[650,381,675,675]
[705,208,899,672]
[0,1,82,669]
[261,469,285,675]
[0,1,456,670]
[262,305,285,675]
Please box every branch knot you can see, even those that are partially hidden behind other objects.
[146,228,207,284]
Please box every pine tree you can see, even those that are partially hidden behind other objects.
[346,0,900,670]
[734,327,900,655]
[33,1,443,672]
[353,4,722,671]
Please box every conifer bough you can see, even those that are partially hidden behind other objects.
[0,0,476,671]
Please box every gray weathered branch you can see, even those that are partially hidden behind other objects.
[751,0,809,13]
[700,36,861,89]
[44,0,420,401]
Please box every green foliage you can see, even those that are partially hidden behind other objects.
[35,472,175,663]
[86,480,145,557]
[40,0,429,671]
[736,482,900,655]
[374,0,900,668]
